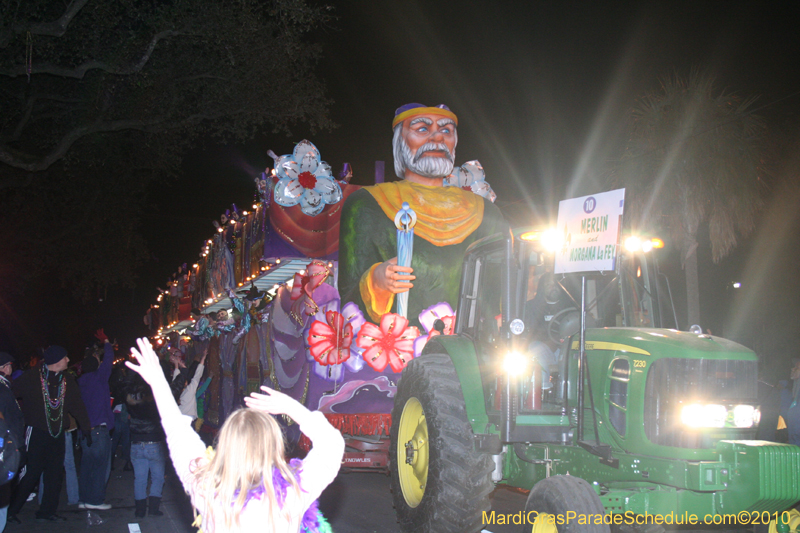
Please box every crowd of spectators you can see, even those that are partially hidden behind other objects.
[0,331,344,532]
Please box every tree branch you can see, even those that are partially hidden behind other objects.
[0,29,182,78]
[0,115,166,172]
[28,0,89,37]
[0,0,89,47]
[9,94,86,140]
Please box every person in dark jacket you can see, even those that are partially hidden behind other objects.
[0,352,23,454]
[0,351,24,531]
[126,372,166,518]
[756,374,782,442]
[109,361,132,471]
[9,345,91,523]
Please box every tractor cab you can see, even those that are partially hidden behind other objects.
[454,227,759,454]
[455,227,673,421]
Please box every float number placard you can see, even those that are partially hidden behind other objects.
[553,188,625,274]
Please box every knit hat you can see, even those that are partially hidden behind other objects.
[0,352,13,367]
[43,345,68,366]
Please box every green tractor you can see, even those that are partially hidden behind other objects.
[389,227,800,533]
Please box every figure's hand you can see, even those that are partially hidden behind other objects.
[373,257,415,294]
[127,338,169,388]
[244,386,306,421]
[95,328,108,343]
[199,353,207,366]
[83,430,93,448]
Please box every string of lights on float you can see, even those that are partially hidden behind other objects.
[148,167,336,345]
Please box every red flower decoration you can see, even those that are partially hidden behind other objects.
[356,314,420,373]
[308,310,353,366]
[298,171,317,190]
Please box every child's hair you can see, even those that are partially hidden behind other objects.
[190,408,301,532]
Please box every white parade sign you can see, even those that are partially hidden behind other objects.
[553,188,625,274]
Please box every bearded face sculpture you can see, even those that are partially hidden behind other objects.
[392,105,458,180]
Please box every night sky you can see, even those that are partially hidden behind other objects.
[4,1,800,372]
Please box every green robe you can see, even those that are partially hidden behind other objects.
[338,183,508,327]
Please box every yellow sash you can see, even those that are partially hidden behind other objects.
[366,181,484,245]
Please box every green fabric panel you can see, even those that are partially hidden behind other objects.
[339,187,508,328]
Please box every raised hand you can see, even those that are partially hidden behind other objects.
[126,338,168,388]
[95,328,109,343]
[244,386,308,421]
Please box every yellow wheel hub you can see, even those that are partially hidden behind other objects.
[530,512,559,533]
[397,396,429,508]
[769,509,800,533]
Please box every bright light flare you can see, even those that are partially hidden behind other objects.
[733,405,759,428]
[624,236,642,252]
[541,228,562,252]
[503,351,528,376]
[681,403,727,428]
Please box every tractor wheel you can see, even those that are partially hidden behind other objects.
[756,508,800,533]
[389,353,494,533]
[522,475,611,533]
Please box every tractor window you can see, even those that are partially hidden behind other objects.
[457,244,504,350]
[457,255,481,337]
[619,253,657,328]
[608,358,630,436]
[474,251,505,353]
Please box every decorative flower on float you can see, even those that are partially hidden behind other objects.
[442,160,497,203]
[356,313,420,373]
[308,310,353,366]
[304,301,367,381]
[413,302,456,357]
[271,140,343,216]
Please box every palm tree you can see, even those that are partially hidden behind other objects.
[611,71,767,328]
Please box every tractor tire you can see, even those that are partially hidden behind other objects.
[522,475,611,533]
[389,353,494,533]
[755,508,800,533]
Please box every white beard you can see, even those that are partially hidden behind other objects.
[393,125,456,179]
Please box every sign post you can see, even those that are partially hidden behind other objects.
[553,188,624,452]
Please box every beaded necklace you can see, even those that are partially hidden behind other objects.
[40,366,66,438]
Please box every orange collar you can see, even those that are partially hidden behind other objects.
[366,181,484,246]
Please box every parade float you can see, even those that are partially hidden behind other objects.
[146,113,498,471]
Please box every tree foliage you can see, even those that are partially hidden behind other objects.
[0,0,333,178]
[0,0,333,299]
[610,70,767,326]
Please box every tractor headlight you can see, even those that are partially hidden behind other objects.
[732,404,760,428]
[503,351,528,376]
[680,403,727,428]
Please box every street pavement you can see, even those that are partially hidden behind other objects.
[6,456,529,533]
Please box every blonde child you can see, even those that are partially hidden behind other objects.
[126,338,344,532]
